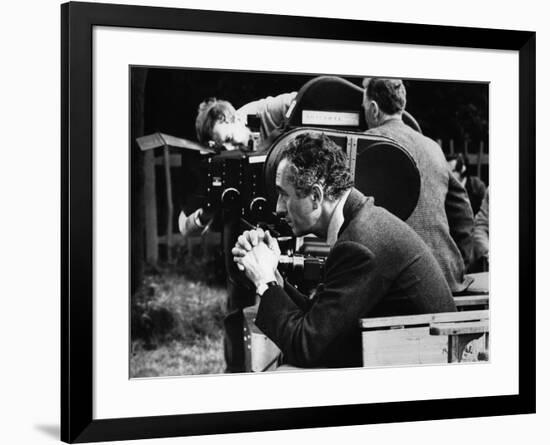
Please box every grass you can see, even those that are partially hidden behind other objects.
[131,338,225,377]
[130,243,228,377]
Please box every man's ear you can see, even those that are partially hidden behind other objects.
[370,100,380,122]
[311,184,324,210]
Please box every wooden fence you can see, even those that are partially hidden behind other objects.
[436,139,489,180]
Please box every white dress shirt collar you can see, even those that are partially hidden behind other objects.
[326,189,352,247]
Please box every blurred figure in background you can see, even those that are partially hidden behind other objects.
[447,153,487,215]
[472,188,489,272]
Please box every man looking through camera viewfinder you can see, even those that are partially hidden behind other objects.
[232,133,455,369]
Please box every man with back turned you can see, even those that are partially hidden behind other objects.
[362,78,475,293]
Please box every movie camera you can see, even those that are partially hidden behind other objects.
[200,76,422,288]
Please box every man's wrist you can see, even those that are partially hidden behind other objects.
[194,208,205,227]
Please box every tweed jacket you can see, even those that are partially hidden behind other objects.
[366,119,474,292]
[255,189,455,369]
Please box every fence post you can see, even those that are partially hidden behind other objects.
[477,141,484,178]
[163,146,174,263]
[144,150,158,265]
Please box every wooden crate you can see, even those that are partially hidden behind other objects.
[243,305,281,372]
[361,310,489,367]
[453,294,489,311]
[242,304,490,372]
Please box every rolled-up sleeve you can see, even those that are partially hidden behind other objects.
[237,92,297,141]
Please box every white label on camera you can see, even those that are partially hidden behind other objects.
[302,110,360,126]
[249,155,267,164]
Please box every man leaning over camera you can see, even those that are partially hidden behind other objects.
[180,92,296,373]
[232,133,455,369]
[179,92,296,239]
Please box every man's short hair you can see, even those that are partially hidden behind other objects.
[363,78,407,115]
[195,98,236,144]
[282,133,353,200]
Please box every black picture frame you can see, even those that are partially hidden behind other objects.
[61,1,536,443]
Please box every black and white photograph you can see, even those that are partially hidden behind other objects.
[129,67,490,377]
[1,0,542,443]
[52,2,536,442]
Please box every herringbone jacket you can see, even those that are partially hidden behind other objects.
[366,119,474,292]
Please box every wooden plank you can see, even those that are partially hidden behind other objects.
[243,305,281,372]
[137,132,164,151]
[160,133,212,153]
[362,319,490,366]
[360,310,488,330]
[250,333,281,372]
[362,326,448,366]
[136,132,214,154]
[430,320,489,336]
[453,295,489,308]
[465,153,489,166]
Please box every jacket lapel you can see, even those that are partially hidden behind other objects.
[338,188,369,237]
